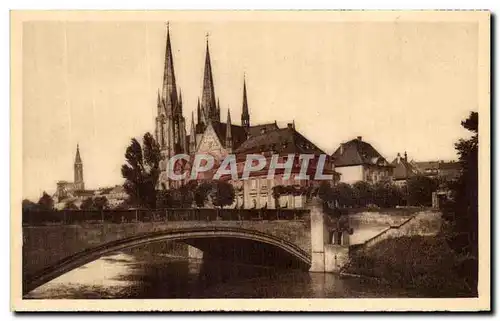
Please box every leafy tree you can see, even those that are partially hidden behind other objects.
[373,181,404,208]
[210,180,236,208]
[22,199,39,212]
[352,181,373,207]
[332,183,355,208]
[93,196,109,211]
[63,200,79,210]
[121,133,161,208]
[194,182,213,207]
[406,175,438,206]
[441,111,478,292]
[37,191,54,211]
[178,180,198,208]
[156,190,175,208]
[80,197,95,210]
[317,181,333,202]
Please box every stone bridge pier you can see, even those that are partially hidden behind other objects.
[308,198,350,273]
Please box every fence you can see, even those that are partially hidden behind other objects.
[22,208,310,226]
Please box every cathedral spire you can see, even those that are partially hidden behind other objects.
[225,109,233,152]
[75,144,82,164]
[178,89,183,114]
[74,144,84,190]
[197,98,202,125]
[162,23,178,116]
[201,35,217,123]
[241,75,250,129]
[189,111,197,153]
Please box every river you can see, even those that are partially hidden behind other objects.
[25,243,420,299]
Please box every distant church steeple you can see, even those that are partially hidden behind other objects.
[74,144,84,191]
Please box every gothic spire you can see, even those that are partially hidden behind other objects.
[197,98,202,124]
[162,23,178,116]
[189,111,196,152]
[225,109,233,151]
[75,144,82,164]
[201,35,217,122]
[178,89,183,114]
[241,75,250,129]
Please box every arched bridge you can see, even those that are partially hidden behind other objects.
[22,208,315,295]
[23,226,312,295]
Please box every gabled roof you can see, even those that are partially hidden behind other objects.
[391,156,417,180]
[210,121,248,150]
[235,125,325,156]
[332,137,391,167]
[247,122,279,138]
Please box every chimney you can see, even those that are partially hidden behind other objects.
[397,153,401,164]
[404,151,408,162]
[287,123,293,129]
[340,143,344,155]
[357,136,362,141]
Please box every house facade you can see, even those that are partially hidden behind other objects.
[331,136,393,184]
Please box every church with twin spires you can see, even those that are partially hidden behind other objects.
[155,25,338,209]
[155,25,282,190]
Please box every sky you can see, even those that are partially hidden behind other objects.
[22,20,479,200]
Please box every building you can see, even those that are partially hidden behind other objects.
[53,146,128,209]
[54,144,86,202]
[153,25,339,208]
[230,123,339,209]
[391,152,418,186]
[412,160,462,182]
[331,136,393,184]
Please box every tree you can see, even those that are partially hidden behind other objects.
[352,181,373,207]
[406,175,438,206]
[210,180,236,208]
[121,133,161,208]
[194,182,213,207]
[22,199,39,212]
[443,114,478,255]
[178,181,197,208]
[331,183,355,208]
[63,200,78,210]
[373,181,404,208]
[438,112,479,294]
[93,196,109,211]
[37,191,54,211]
[80,197,95,210]
[156,190,175,208]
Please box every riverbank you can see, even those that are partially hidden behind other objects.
[344,235,477,297]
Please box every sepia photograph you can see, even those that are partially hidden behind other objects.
[10,10,490,311]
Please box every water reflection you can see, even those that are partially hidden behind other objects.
[26,245,418,299]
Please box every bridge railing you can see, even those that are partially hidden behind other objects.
[22,208,310,226]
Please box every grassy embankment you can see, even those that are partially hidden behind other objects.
[344,235,477,297]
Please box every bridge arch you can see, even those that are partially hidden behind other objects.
[24,226,311,295]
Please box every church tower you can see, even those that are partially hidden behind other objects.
[74,144,84,191]
[200,37,218,125]
[241,75,250,130]
[155,24,187,190]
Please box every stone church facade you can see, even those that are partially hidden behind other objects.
[155,26,339,208]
